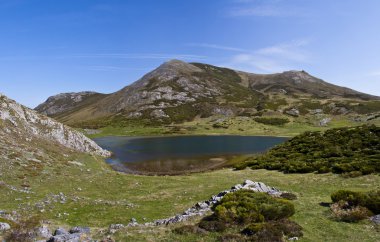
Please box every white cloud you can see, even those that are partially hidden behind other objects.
[368,71,380,77]
[218,39,311,73]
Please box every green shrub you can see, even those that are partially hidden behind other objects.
[242,219,302,241]
[363,190,380,214]
[280,192,297,200]
[330,202,372,222]
[212,190,295,225]
[173,225,207,235]
[239,125,380,176]
[254,117,290,126]
[198,216,227,232]
[331,190,365,206]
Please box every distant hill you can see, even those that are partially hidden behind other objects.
[35,60,380,127]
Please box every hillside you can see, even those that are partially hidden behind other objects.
[35,60,380,129]
[35,91,108,117]
[236,125,380,175]
[0,93,110,158]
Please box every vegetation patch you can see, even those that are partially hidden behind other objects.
[254,117,290,126]
[236,125,380,175]
[329,189,380,223]
[173,190,302,241]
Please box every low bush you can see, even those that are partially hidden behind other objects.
[173,225,207,235]
[212,190,294,225]
[330,202,372,222]
[254,117,289,126]
[330,189,380,222]
[331,189,380,214]
[173,190,302,241]
[239,125,380,175]
[242,219,303,242]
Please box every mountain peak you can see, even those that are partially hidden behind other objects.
[157,59,203,73]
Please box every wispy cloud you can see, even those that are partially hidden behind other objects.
[222,39,311,73]
[368,71,380,77]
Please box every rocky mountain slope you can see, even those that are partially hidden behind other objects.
[35,91,107,116]
[0,93,110,157]
[35,60,380,127]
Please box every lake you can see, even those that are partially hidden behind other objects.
[93,135,287,175]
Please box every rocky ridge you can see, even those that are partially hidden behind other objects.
[35,60,380,126]
[0,93,110,156]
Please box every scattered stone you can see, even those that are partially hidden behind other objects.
[150,109,169,119]
[0,222,10,231]
[310,109,323,115]
[108,224,125,234]
[69,226,90,234]
[149,180,285,226]
[54,228,68,236]
[318,118,331,127]
[48,232,84,242]
[370,214,380,224]
[128,218,138,227]
[285,108,300,117]
[35,225,52,239]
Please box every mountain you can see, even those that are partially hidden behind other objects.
[0,93,110,157]
[35,91,108,116]
[35,60,380,127]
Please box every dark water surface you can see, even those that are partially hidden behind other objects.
[93,135,287,175]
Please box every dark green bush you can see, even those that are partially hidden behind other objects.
[331,190,365,206]
[242,219,302,241]
[240,125,380,176]
[330,202,373,222]
[280,192,298,200]
[254,117,290,126]
[330,189,380,222]
[331,189,380,214]
[198,217,227,232]
[173,225,207,235]
[212,190,294,225]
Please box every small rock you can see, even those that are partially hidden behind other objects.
[48,233,84,242]
[69,226,90,234]
[35,225,52,238]
[109,224,125,234]
[318,118,331,127]
[0,222,10,231]
[370,214,380,224]
[54,228,68,236]
[285,108,300,117]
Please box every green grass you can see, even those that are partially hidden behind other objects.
[1,149,380,241]
[84,115,380,139]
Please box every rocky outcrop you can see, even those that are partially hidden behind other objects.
[0,222,10,231]
[370,214,380,224]
[48,227,90,242]
[0,93,110,156]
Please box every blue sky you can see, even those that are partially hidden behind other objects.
[1,0,380,108]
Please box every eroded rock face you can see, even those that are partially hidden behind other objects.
[0,93,110,157]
